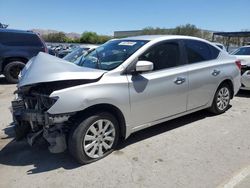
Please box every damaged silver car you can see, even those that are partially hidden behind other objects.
[11,35,241,164]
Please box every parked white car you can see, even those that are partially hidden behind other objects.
[63,44,98,62]
[231,46,250,90]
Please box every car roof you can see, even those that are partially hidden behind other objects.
[0,28,35,35]
[121,35,207,42]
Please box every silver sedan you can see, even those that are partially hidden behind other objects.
[12,35,241,164]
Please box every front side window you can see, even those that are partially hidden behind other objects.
[184,40,214,63]
[232,47,250,55]
[78,40,148,70]
[139,41,181,70]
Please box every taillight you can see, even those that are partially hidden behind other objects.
[44,45,48,53]
[235,60,241,70]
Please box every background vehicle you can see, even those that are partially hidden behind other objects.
[57,47,73,58]
[63,44,98,62]
[12,35,241,164]
[48,48,58,56]
[231,46,250,90]
[0,29,47,83]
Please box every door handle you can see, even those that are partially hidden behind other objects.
[174,77,186,85]
[212,70,221,76]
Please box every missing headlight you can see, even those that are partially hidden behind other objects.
[40,96,59,109]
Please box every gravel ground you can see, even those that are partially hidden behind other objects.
[0,76,250,188]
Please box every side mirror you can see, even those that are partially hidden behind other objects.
[135,60,154,72]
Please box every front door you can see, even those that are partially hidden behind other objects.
[127,40,188,127]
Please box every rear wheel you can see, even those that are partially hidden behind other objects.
[68,112,119,164]
[209,83,231,114]
[3,61,25,84]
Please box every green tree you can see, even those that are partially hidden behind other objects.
[80,32,112,44]
[173,24,202,37]
[98,35,112,43]
[80,32,99,44]
[42,32,67,43]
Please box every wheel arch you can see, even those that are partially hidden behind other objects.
[70,103,127,139]
[2,57,28,72]
[218,79,234,99]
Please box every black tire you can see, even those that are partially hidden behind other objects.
[68,112,120,164]
[209,83,232,114]
[3,61,25,84]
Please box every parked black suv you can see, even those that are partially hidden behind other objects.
[0,29,47,83]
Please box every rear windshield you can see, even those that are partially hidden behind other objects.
[0,32,43,46]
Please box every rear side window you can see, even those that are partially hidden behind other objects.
[0,32,42,46]
[184,40,219,64]
[209,45,220,59]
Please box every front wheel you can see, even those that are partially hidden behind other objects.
[209,83,231,114]
[68,112,119,164]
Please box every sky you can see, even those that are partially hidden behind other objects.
[0,0,250,35]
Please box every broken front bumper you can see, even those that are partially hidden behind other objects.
[11,98,74,153]
[11,99,51,128]
[11,98,73,128]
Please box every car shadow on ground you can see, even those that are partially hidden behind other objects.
[118,110,213,149]
[236,90,250,98]
[1,123,16,140]
[0,110,213,174]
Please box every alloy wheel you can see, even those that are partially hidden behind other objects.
[216,87,230,111]
[83,119,116,158]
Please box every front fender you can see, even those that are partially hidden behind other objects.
[47,76,130,124]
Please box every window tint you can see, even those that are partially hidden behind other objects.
[209,44,220,59]
[0,32,42,46]
[139,42,181,70]
[216,44,223,49]
[184,40,214,63]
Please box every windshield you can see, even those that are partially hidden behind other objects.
[63,47,89,62]
[232,47,250,55]
[77,40,148,70]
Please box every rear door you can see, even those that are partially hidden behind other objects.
[183,39,221,110]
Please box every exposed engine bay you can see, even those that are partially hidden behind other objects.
[11,80,93,153]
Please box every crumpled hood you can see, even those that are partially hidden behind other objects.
[18,52,106,87]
